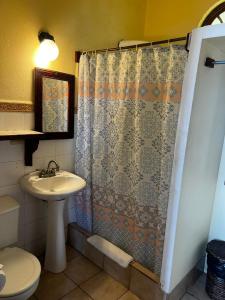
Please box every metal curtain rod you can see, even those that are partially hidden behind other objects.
[205,57,225,68]
[75,34,190,63]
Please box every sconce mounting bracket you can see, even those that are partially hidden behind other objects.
[38,31,55,42]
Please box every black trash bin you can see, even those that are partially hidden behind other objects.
[206,240,225,299]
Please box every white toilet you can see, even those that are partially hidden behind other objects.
[0,196,41,300]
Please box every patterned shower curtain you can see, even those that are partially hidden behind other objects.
[75,45,187,274]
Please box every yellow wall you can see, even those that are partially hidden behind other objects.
[144,0,220,40]
[0,0,147,104]
[2,0,223,104]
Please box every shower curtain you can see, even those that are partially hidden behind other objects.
[75,45,187,274]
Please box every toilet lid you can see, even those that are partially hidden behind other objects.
[0,247,41,297]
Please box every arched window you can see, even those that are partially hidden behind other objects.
[201,2,225,26]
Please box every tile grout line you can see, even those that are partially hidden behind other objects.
[116,289,129,299]
[77,286,95,300]
[63,255,129,300]
[78,269,102,286]
[186,291,201,300]
[57,286,77,300]
[63,267,102,288]
[62,269,96,300]
[38,249,132,300]
[77,272,128,300]
[57,285,94,300]
[35,269,77,300]
[65,253,131,300]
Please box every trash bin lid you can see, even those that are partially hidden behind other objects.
[207,240,225,262]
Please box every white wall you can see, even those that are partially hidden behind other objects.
[0,111,76,256]
[209,137,225,241]
[169,39,225,291]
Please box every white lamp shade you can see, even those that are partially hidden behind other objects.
[39,39,59,61]
[35,38,59,67]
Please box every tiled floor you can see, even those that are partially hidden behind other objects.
[181,274,211,300]
[32,246,140,300]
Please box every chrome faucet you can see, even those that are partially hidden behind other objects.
[47,160,60,172]
[39,160,60,178]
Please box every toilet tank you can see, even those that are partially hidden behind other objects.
[0,196,20,248]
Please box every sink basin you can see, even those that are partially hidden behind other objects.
[19,170,86,273]
[20,170,86,201]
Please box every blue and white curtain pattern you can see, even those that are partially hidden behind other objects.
[74,45,187,274]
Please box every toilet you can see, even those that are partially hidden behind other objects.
[0,196,41,300]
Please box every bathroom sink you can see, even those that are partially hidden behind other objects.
[20,169,86,273]
[20,170,86,201]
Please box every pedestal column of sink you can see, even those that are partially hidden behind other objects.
[44,199,66,273]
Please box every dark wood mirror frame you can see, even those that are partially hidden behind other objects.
[34,68,75,140]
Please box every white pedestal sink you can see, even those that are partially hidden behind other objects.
[20,171,86,273]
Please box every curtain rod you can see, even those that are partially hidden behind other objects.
[75,34,190,63]
[205,57,225,68]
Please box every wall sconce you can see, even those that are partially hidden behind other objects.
[35,31,59,67]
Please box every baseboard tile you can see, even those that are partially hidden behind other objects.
[69,222,91,237]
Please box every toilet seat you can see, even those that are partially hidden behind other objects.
[0,247,41,298]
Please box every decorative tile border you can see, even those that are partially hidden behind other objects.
[0,102,33,112]
[0,102,77,113]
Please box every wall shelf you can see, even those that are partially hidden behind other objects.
[0,130,43,166]
[0,130,43,140]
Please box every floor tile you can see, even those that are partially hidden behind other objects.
[81,271,127,300]
[64,255,101,284]
[119,291,141,300]
[35,272,76,300]
[181,293,197,300]
[187,274,210,300]
[66,245,81,262]
[61,287,92,300]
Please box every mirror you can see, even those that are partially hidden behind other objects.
[34,68,75,139]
